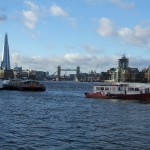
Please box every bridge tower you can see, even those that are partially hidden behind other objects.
[57,66,61,81]
[56,65,80,81]
[76,66,80,81]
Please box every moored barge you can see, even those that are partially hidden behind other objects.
[1,79,46,91]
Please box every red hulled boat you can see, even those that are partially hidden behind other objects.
[85,83,150,100]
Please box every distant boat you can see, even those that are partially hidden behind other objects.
[18,80,46,91]
[2,79,46,91]
[85,82,150,100]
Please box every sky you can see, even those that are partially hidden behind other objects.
[0,0,150,74]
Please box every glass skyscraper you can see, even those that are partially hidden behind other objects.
[1,33,11,70]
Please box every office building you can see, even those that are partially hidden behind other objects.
[1,33,11,70]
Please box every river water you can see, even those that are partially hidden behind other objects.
[0,81,150,150]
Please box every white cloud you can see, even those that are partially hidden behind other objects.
[64,45,77,50]
[10,52,150,74]
[24,1,39,10]
[0,8,7,23]
[82,44,103,53]
[97,18,150,48]
[130,56,150,70]
[22,10,37,29]
[97,17,116,36]
[64,53,81,62]
[0,14,7,23]
[49,4,68,17]
[49,4,76,27]
[21,2,76,29]
[84,0,135,9]
[22,1,40,29]
[110,0,135,9]
[12,53,50,71]
[118,25,150,47]
[10,52,117,73]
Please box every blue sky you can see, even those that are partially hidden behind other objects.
[0,0,150,74]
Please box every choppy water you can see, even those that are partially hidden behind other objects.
[0,81,150,150]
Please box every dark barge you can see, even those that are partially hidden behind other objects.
[1,79,46,91]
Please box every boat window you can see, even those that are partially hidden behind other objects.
[101,87,104,90]
[96,87,101,90]
[112,87,116,91]
[105,87,109,90]
[145,88,149,93]
[135,88,139,91]
[118,86,122,91]
[128,88,134,91]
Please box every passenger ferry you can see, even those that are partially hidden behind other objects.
[85,83,150,100]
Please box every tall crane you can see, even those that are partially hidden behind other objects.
[94,64,98,73]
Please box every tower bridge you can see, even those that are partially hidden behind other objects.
[56,66,80,81]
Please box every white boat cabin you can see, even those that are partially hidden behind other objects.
[93,83,150,95]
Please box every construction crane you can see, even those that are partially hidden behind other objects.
[94,64,98,73]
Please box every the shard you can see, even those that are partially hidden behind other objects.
[1,33,11,70]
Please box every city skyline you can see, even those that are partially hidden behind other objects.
[0,0,150,74]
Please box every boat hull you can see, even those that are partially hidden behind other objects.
[110,93,150,100]
[85,92,111,99]
[18,86,46,91]
[85,92,150,100]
